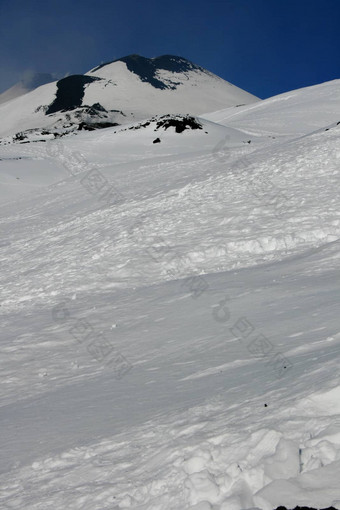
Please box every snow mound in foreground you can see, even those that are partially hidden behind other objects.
[1,387,340,509]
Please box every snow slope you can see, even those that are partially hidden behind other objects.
[0,73,54,106]
[203,79,340,138]
[0,115,258,204]
[0,79,340,509]
[0,55,258,139]
[85,55,258,120]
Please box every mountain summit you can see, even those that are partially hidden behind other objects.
[0,54,258,141]
[90,54,222,90]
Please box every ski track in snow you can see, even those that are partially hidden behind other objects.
[0,81,340,509]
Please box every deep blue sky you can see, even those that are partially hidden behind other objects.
[0,0,339,98]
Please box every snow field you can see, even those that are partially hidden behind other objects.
[1,79,340,509]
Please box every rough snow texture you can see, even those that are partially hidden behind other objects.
[0,79,340,509]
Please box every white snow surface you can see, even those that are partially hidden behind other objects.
[203,79,340,138]
[0,79,340,509]
[85,59,258,120]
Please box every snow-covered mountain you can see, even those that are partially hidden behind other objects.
[1,76,340,510]
[0,54,258,141]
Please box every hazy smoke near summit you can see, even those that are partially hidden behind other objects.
[20,70,55,89]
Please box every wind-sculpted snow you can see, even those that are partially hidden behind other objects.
[0,80,340,509]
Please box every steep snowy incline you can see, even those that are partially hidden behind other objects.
[0,79,340,509]
[203,79,340,139]
[0,81,58,138]
[85,54,258,119]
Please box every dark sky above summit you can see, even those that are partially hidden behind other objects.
[0,0,339,99]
